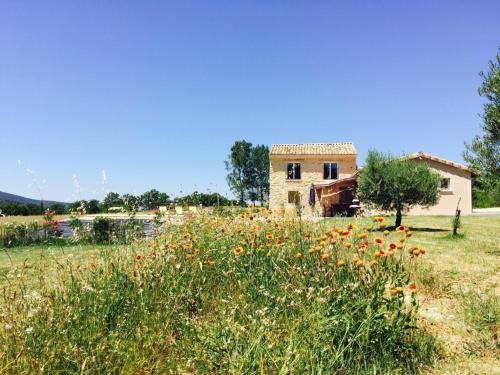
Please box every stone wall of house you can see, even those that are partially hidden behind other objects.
[407,159,472,215]
[269,155,357,216]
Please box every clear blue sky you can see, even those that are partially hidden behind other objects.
[1,1,499,202]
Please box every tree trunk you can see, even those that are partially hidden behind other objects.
[395,208,402,227]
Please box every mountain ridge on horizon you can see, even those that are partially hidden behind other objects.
[0,191,69,206]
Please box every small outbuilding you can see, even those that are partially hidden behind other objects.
[403,152,473,216]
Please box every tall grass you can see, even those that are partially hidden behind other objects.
[0,211,435,373]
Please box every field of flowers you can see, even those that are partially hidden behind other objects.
[0,209,436,373]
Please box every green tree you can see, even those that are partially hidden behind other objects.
[358,151,441,227]
[122,194,140,212]
[48,203,67,215]
[100,192,124,212]
[225,140,254,206]
[252,144,270,206]
[463,49,500,207]
[140,189,169,210]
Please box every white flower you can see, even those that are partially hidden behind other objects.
[175,263,181,269]
[25,327,33,334]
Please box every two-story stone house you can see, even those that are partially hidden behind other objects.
[269,143,358,216]
[269,143,473,217]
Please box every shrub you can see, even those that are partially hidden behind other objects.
[0,212,435,373]
[92,216,112,244]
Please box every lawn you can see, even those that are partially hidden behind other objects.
[0,214,498,373]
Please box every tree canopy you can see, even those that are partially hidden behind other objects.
[225,140,270,206]
[463,49,500,207]
[357,151,441,226]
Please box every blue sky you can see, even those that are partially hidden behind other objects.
[1,1,499,202]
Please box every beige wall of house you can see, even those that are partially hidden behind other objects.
[269,155,357,216]
[407,158,472,216]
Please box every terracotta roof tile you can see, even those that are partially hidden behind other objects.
[270,143,356,156]
[403,152,474,173]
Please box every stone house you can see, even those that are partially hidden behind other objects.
[269,143,358,216]
[269,144,473,217]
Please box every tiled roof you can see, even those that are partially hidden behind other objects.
[403,152,474,173]
[270,143,356,156]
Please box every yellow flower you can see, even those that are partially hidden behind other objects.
[266,251,272,257]
[358,233,367,239]
[321,253,329,261]
[396,243,403,250]
[364,225,373,231]
[295,252,302,259]
[233,246,243,256]
[370,260,378,268]
[399,237,406,243]
[345,242,352,249]
[387,250,395,257]
[374,237,385,245]
[266,234,274,240]
[355,259,364,267]
[383,230,390,236]
[405,230,413,237]
[337,260,345,267]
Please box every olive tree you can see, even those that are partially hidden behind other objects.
[358,151,441,227]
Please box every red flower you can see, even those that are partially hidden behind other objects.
[135,255,143,261]
[389,243,396,250]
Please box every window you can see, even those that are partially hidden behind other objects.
[287,163,301,180]
[441,178,451,190]
[288,191,300,204]
[323,162,338,179]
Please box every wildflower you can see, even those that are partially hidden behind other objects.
[135,255,142,261]
[383,230,390,236]
[276,239,283,246]
[207,257,215,265]
[266,251,272,257]
[399,237,405,243]
[396,243,403,250]
[379,223,386,229]
[186,253,193,259]
[321,253,329,261]
[266,234,274,240]
[374,250,381,258]
[365,225,373,231]
[304,232,311,239]
[337,260,345,267]
[233,246,243,256]
[295,252,302,259]
[370,260,378,268]
[389,243,397,250]
[405,230,413,237]
[387,250,395,257]
[340,230,350,238]
[344,242,352,249]
[409,283,417,292]
[355,259,363,267]
[374,237,385,245]
[358,232,367,239]
[183,243,193,250]
[374,216,384,223]
[258,244,265,252]
[396,225,406,232]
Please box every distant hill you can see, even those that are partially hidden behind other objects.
[0,191,69,206]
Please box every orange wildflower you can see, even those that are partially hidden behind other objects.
[233,246,243,256]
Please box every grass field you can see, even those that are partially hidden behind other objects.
[0,214,498,373]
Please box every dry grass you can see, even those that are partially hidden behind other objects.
[397,215,500,374]
[0,215,69,225]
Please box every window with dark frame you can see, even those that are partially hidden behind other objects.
[323,162,338,180]
[441,178,450,190]
[287,163,301,179]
